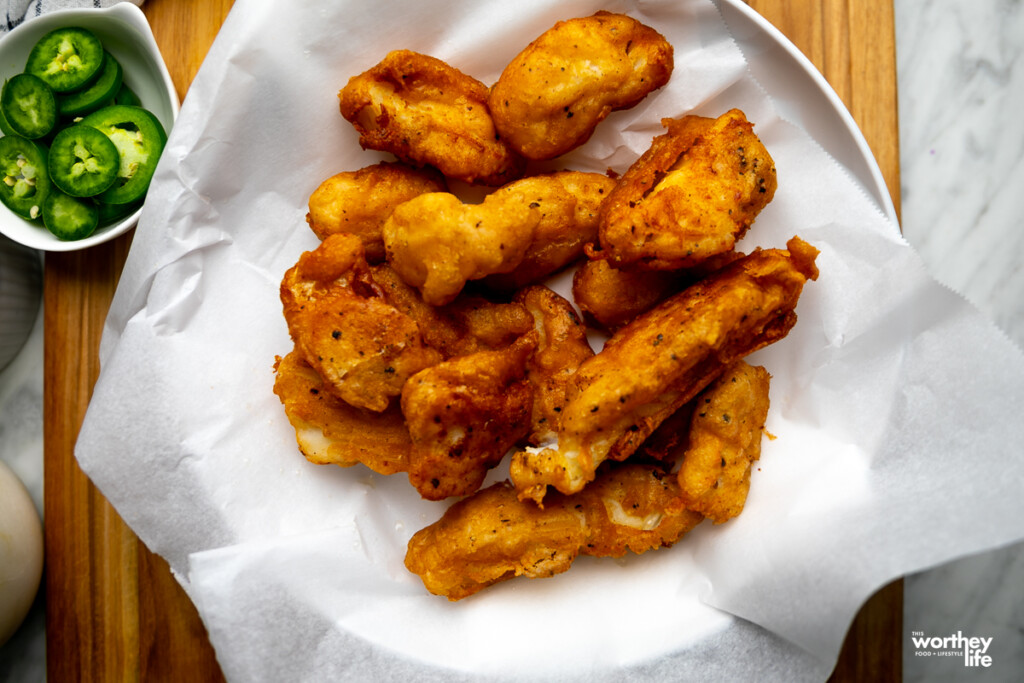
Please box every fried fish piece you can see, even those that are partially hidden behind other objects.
[513,285,595,444]
[370,264,534,358]
[306,162,447,262]
[598,109,777,270]
[384,171,615,305]
[636,361,769,469]
[281,233,442,412]
[572,251,744,331]
[339,50,525,186]
[404,463,702,600]
[489,11,673,160]
[510,237,818,505]
[405,480,585,600]
[483,171,616,291]
[382,186,542,306]
[678,360,771,523]
[580,462,702,558]
[402,332,537,501]
[273,349,410,475]
[572,258,682,332]
[633,400,695,462]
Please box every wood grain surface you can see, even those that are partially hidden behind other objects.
[43,1,233,681]
[747,0,901,216]
[41,1,901,680]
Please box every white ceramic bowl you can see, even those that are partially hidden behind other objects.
[0,4,179,252]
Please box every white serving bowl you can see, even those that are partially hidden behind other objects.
[0,3,179,252]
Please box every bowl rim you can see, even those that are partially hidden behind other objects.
[0,3,180,252]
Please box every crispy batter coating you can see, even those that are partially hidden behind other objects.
[572,258,682,332]
[306,162,447,262]
[405,481,585,600]
[338,50,525,186]
[572,251,744,331]
[489,12,673,160]
[636,361,770,470]
[598,109,777,270]
[382,187,541,306]
[513,286,595,444]
[402,333,538,501]
[678,361,771,523]
[510,237,818,504]
[384,171,614,305]
[370,264,534,358]
[404,463,702,600]
[273,349,410,475]
[580,463,701,558]
[634,401,695,462]
[280,233,442,412]
[483,171,616,290]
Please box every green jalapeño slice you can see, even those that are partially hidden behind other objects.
[113,82,141,107]
[81,105,167,204]
[58,51,123,117]
[42,188,99,241]
[25,27,105,93]
[0,135,51,220]
[0,73,57,139]
[48,124,121,197]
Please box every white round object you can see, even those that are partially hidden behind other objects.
[0,459,43,646]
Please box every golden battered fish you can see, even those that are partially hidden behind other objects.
[572,251,744,331]
[370,264,535,359]
[598,109,777,270]
[572,258,683,332]
[384,171,617,305]
[280,233,441,412]
[489,12,673,160]
[273,349,410,475]
[633,401,696,462]
[339,50,525,186]
[513,285,595,444]
[404,463,702,600]
[402,333,537,500]
[510,237,818,505]
[382,187,542,306]
[483,171,616,291]
[678,360,771,523]
[306,162,447,263]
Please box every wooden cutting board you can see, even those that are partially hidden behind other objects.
[42,1,900,680]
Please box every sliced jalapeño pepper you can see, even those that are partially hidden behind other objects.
[58,51,123,117]
[1,73,57,139]
[113,82,141,107]
[0,101,17,137]
[42,188,99,241]
[81,105,167,204]
[25,27,105,94]
[0,134,51,220]
[48,124,121,197]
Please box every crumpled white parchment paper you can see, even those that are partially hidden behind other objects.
[75,0,1024,680]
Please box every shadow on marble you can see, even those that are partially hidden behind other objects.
[0,588,45,683]
[0,274,44,682]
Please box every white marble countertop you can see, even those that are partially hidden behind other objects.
[1,1,1022,681]
[895,2,1024,681]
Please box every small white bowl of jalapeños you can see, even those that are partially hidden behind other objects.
[0,3,178,251]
